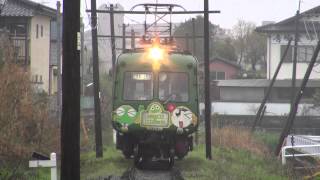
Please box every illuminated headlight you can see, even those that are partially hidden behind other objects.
[148,46,164,61]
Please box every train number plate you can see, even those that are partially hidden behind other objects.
[141,112,170,127]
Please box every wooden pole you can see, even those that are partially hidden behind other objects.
[204,0,212,160]
[91,0,103,158]
[60,0,80,178]
[110,4,116,70]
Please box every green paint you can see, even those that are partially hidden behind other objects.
[114,105,136,125]
[112,51,199,134]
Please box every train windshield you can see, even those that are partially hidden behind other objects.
[159,72,189,102]
[123,72,153,100]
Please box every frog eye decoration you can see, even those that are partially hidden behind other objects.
[149,103,162,113]
[114,105,137,125]
[127,108,137,117]
[116,107,125,116]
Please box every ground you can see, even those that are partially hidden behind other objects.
[80,144,291,180]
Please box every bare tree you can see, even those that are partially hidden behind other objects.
[232,20,267,72]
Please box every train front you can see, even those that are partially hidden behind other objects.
[112,42,199,168]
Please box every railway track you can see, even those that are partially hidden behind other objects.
[106,167,184,180]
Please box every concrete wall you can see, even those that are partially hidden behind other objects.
[219,87,265,102]
[30,15,51,92]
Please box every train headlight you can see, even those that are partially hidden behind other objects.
[148,46,164,61]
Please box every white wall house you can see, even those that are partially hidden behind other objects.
[256,6,320,80]
[0,0,57,94]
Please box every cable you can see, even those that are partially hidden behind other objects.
[124,15,141,24]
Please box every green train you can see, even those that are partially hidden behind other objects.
[112,41,199,168]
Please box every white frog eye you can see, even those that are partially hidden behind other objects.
[116,107,125,116]
[127,108,137,117]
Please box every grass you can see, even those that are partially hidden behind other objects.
[0,163,51,180]
[80,147,131,179]
[78,126,298,179]
[80,145,291,180]
[176,145,289,180]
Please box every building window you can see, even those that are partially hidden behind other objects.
[41,25,43,37]
[281,45,320,62]
[210,71,226,80]
[36,24,39,38]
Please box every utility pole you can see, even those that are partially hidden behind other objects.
[192,17,199,146]
[122,23,128,52]
[192,18,196,55]
[185,33,189,51]
[110,4,116,70]
[80,18,85,95]
[251,39,293,132]
[56,1,62,124]
[60,0,80,178]
[275,39,320,155]
[291,5,301,118]
[91,0,103,158]
[204,0,212,160]
[131,29,135,49]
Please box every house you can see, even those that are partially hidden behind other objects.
[198,57,240,100]
[256,6,320,80]
[0,0,58,94]
[199,57,240,81]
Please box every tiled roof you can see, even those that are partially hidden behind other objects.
[0,0,56,17]
[256,5,320,33]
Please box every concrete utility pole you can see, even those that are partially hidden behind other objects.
[122,23,128,52]
[91,0,103,158]
[131,29,135,49]
[80,19,85,95]
[291,3,301,124]
[56,1,62,124]
[110,4,116,70]
[204,0,212,160]
[185,33,189,51]
[192,18,196,55]
[60,0,80,178]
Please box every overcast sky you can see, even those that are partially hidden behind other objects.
[35,0,319,29]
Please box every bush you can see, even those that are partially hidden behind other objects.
[213,126,269,156]
[0,64,59,178]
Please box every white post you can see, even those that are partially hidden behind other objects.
[50,153,57,180]
[29,152,57,180]
[281,147,286,165]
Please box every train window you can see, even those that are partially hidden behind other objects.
[159,72,189,102]
[123,72,153,100]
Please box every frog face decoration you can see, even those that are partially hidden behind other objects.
[141,102,170,128]
[171,106,193,128]
[148,103,162,113]
[114,105,137,126]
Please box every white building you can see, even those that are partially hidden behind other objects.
[83,3,124,74]
[256,6,320,80]
[0,0,57,94]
